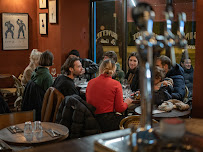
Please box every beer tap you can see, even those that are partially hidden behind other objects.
[131,0,188,151]
[164,0,176,66]
[176,12,189,59]
[132,3,159,151]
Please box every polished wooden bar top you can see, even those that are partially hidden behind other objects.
[19,118,203,152]
[0,122,69,146]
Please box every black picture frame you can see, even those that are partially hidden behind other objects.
[2,13,29,50]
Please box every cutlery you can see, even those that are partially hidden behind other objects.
[10,126,16,133]
[51,129,57,137]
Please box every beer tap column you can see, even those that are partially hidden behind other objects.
[132,3,158,151]
[164,0,176,66]
[176,12,189,59]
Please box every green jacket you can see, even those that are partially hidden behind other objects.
[31,66,53,91]
[112,63,125,83]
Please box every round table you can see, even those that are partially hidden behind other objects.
[135,106,191,119]
[0,122,69,146]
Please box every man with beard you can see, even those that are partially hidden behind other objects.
[156,55,185,101]
[52,57,83,96]
[180,55,194,99]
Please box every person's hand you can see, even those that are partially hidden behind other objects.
[162,81,169,86]
[124,97,133,106]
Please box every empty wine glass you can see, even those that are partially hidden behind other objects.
[51,68,56,76]
[122,79,128,89]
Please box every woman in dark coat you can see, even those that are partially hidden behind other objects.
[125,52,140,92]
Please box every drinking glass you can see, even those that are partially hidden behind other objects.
[122,79,128,89]
[51,68,56,76]
[24,121,33,141]
[33,121,43,138]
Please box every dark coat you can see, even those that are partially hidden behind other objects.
[0,95,10,114]
[166,64,185,101]
[55,94,101,139]
[21,80,45,120]
[154,85,173,106]
[80,58,98,81]
[52,75,79,97]
[183,66,194,97]
[125,68,140,92]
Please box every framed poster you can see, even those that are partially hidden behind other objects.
[39,0,47,8]
[49,0,57,23]
[39,13,47,34]
[2,13,29,50]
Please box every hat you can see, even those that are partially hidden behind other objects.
[68,49,80,58]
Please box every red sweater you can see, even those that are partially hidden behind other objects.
[86,74,128,114]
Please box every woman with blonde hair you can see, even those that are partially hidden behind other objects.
[21,49,42,86]
[86,59,132,132]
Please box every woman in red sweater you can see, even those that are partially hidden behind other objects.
[86,59,132,132]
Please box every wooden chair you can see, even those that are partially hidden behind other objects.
[12,75,25,111]
[183,85,190,103]
[41,87,64,122]
[0,110,35,130]
[119,115,158,130]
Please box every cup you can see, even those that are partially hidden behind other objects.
[24,121,33,141]
[33,121,43,138]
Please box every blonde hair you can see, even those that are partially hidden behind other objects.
[30,49,42,64]
[99,59,116,76]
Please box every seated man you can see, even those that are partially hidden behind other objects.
[63,49,98,81]
[103,51,125,83]
[180,54,194,98]
[156,55,185,101]
[53,57,83,96]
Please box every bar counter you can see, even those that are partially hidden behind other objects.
[18,118,203,152]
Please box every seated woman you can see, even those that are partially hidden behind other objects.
[154,66,173,106]
[31,50,54,91]
[125,52,140,92]
[86,59,132,132]
[21,49,42,86]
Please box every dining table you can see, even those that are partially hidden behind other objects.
[134,106,191,120]
[0,122,69,146]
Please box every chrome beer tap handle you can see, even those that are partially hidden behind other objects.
[176,12,189,59]
[164,0,176,66]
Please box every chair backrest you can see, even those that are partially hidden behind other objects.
[183,85,189,103]
[0,110,35,130]
[119,115,158,130]
[12,75,24,97]
[12,75,25,111]
[41,87,64,122]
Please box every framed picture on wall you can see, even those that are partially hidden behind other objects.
[49,0,57,23]
[39,13,47,34]
[2,13,29,50]
[39,0,47,9]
